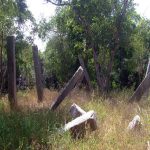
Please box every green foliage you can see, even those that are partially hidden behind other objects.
[41,0,150,90]
[44,35,78,83]
[15,0,34,24]
[0,0,34,36]
[15,37,34,83]
[0,110,61,149]
[41,7,82,84]
[0,0,36,92]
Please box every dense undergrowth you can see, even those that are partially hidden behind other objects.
[0,88,150,149]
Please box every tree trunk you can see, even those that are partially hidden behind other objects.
[92,44,103,91]
[103,0,129,91]
[104,48,116,91]
[78,55,92,91]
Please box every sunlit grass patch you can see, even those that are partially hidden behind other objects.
[0,89,150,149]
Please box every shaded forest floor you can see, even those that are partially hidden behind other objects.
[0,88,150,149]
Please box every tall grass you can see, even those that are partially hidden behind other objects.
[0,88,150,149]
[0,110,62,149]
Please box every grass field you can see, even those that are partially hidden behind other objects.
[0,88,150,149]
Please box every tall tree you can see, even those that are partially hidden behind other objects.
[42,0,150,91]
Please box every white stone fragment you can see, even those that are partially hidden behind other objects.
[127,115,141,130]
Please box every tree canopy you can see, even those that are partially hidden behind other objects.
[1,0,150,93]
[38,0,150,91]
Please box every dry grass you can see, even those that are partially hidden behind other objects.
[1,88,150,149]
[17,88,57,110]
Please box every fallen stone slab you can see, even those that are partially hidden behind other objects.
[69,103,86,118]
[64,110,97,139]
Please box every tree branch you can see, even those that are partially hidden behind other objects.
[45,0,71,6]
